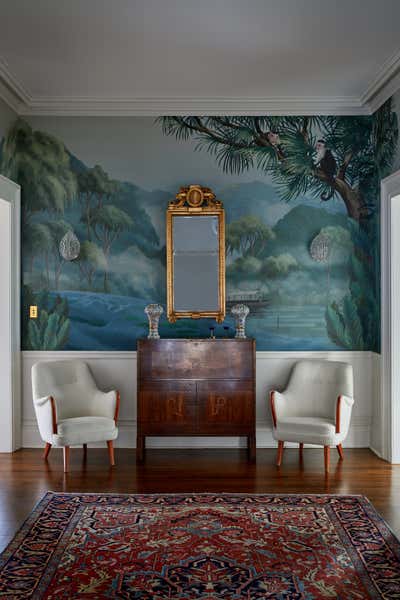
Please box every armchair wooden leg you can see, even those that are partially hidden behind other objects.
[107,441,115,466]
[83,443,87,459]
[299,442,304,460]
[324,446,330,472]
[277,441,284,466]
[63,446,70,473]
[43,443,51,460]
[336,444,344,460]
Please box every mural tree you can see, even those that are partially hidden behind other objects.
[24,223,53,285]
[77,241,107,289]
[89,205,134,291]
[46,220,74,289]
[0,119,77,227]
[262,253,299,278]
[226,216,275,257]
[161,100,397,221]
[77,165,120,240]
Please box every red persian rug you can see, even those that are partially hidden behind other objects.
[0,493,399,599]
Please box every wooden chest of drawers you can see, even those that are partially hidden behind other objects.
[136,338,256,461]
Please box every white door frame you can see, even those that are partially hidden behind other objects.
[381,170,400,463]
[0,174,21,452]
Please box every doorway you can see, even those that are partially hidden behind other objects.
[381,171,400,463]
[0,175,21,452]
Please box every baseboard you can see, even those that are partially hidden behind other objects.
[369,445,386,460]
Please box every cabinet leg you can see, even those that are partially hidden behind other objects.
[247,434,256,461]
[137,434,145,462]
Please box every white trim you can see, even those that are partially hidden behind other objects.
[22,349,371,360]
[0,58,30,114]
[0,52,400,116]
[361,49,400,113]
[20,96,368,117]
[381,170,400,463]
[22,349,374,449]
[0,175,21,452]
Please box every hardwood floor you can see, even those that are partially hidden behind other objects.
[0,447,399,553]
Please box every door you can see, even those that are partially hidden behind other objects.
[0,175,21,452]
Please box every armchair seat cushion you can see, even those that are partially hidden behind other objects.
[53,416,118,447]
[274,416,340,446]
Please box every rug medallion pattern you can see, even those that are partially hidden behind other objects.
[0,493,399,598]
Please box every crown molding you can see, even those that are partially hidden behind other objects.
[361,49,400,113]
[0,59,31,114]
[19,95,369,116]
[1,51,400,117]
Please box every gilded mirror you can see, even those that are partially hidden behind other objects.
[166,185,225,323]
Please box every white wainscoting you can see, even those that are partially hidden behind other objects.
[21,350,379,449]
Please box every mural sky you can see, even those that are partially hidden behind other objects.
[0,100,398,351]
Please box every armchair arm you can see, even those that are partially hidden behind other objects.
[269,390,286,427]
[93,389,120,423]
[336,394,354,434]
[33,395,57,442]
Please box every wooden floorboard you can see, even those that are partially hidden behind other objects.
[0,447,399,552]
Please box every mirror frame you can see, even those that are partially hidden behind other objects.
[166,185,225,323]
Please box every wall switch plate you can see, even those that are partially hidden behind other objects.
[29,305,38,319]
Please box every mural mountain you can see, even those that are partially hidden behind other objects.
[0,103,397,351]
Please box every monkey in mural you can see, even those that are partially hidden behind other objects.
[315,139,337,200]
[266,131,285,160]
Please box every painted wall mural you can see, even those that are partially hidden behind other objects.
[0,99,398,351]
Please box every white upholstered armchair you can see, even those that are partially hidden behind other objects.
[32,360,120,472]
[269,360,354,472]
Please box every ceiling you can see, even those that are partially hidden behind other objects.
[1,0,400,115]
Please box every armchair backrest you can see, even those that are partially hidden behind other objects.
[32,360,99,420]
[284,360,353,418]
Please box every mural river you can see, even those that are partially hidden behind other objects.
[0,103,398,351]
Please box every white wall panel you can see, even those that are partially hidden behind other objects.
[22,350,377,449]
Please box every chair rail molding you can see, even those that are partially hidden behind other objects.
[381,170,400,464]
[21,350,376,450]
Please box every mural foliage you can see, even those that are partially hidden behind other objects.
[0,101,397,351]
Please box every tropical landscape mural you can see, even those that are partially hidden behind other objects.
[0,99,398,351]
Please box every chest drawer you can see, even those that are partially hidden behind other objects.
[197,380,254,432]
[138,380,196,434]
[138,339,254,380]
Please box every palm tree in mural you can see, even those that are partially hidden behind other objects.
[76,241,107,289]
[160,99,397,222]
[89,205,134,292]
[161,101,398,351]
[0,119,77,227]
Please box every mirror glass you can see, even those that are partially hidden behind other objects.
[173,215,219,311]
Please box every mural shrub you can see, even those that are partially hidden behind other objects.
[0,99,398,351]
